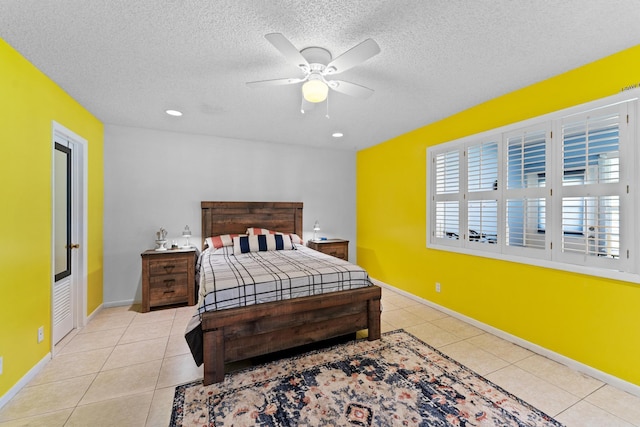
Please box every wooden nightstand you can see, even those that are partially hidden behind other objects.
[307,239,349,261]
[140,248,196,312]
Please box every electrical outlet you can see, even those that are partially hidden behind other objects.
[38,326,44,343]
[435,282,441,293]
[0,356,3,375]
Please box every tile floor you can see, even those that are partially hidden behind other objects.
[1,287,639,426]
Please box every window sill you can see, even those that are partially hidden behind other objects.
[426,242,640,285]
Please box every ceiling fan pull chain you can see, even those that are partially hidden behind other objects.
[325,95,330,119]
[300,96,305,114]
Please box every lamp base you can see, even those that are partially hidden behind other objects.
[155,239,167,251]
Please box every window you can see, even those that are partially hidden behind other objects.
[428,92,637,280]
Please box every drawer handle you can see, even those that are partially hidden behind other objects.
[163,265,175,272]
[163,278,175,294]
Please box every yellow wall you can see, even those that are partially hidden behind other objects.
[0,38,103,397]
[357,44,640,386]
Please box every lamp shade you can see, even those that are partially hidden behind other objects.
[312,220,320,241]
[302,79,329,103]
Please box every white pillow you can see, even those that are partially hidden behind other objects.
[245,227,303,245]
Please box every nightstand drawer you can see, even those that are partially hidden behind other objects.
[321,243,347,259]
[148,258,189,276]
[149,274,189,303]
[307,239,349,261]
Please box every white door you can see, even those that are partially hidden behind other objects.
[53,141,75,344]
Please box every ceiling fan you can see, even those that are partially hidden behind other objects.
[246,33,380,111]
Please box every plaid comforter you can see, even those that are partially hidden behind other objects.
[184,244,374,365]
[195,245,373,315]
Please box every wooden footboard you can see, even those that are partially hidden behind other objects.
[201,285,381,385]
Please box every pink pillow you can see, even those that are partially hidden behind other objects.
[205,234,243,249]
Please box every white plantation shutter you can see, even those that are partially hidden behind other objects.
[562,111,620,185]
[467,141,499,192]
[506,198,546,246]
[506,130,547,190]
[432,149,462,246]
[467,200,498,243]
[466,141,499,250]
[555,103,629,270]
[435,150,459,195]
[428,91,638,279]
[435,201,460,240]
[560,196,620,257]
[504,127,549,258]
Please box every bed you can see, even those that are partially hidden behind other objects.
[188,201,381,385]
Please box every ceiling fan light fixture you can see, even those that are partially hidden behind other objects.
[247,34,380,108]
[302,78,328,103]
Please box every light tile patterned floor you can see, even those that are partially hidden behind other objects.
[1,288,639,426]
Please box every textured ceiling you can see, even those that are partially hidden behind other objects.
[2,0,640,151]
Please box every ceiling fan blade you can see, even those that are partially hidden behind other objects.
[327,80,375,99]
[324,38,380,75]
[264,33,310,71]
[246,77,305,88]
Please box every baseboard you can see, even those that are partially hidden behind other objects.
[0,353,50,410]
[102,299,136,308]
[371,278,640,398]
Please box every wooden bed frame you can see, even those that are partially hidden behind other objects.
[199,201,381,385]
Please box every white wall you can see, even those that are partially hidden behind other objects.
[103,124,357,306]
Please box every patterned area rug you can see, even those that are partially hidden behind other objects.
[171,330,563,426]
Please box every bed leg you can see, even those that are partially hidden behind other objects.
[203,328,225,385]
[367,298,381,341]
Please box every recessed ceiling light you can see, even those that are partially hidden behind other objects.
[332,132,344,138]
[165,109,183,117]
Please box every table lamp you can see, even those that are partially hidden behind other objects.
[182,225,192,248]
[313,220,320,241]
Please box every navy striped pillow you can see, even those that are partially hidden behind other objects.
[233,234,293,255]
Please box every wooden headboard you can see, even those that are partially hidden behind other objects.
[201,201,303,247]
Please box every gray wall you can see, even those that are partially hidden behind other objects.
[103,124,357,306]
